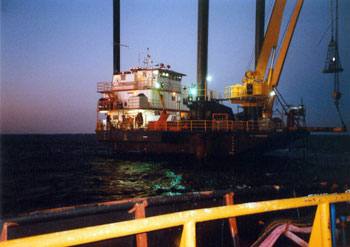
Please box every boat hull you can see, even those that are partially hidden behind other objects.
[96,129,309,159]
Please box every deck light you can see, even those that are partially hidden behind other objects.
[269,91,276,97]
[206,75,212,82]
[154,82,161,89]
[190,88,197,95]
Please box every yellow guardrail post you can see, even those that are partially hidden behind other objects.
[180,221,196,247]
[309,202,332,247]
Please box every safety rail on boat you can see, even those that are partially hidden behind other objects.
[96,119,281,132]
[1,193,349,247]
[148,119,276,132]
[97,82,112,92]
[97,99,175,112]
[97,81,182,93]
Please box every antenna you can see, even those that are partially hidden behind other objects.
[143,48,153,69]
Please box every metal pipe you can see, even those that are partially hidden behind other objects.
[113,0,120,74]
[330,204,336,247]
[340,216,346,247]
[197,0,209,101]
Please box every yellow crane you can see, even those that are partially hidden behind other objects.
[225,0,303,120]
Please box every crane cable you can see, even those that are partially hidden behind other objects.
[335,102,347,131]
[275,1,297,64]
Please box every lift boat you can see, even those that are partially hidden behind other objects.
[1,1,349,246]
[95,0,334,160]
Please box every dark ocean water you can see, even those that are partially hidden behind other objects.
[1,134,349,218]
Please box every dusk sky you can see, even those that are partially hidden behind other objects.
[1,0,349,134]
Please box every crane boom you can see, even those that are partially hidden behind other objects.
[255,0,286,80]
[225,0,304,120]
[267,0,304,115]
[270,0,304,88]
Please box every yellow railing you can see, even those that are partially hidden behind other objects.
[224,85,246,99]
[1,193,349,247]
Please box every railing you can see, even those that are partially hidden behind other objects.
[112,79,154,91]
[224,85,246,99]
[97,81,152,93]
[224,84,267,100]
[1,193,349,247]
[190,88,225,101]
[97,80,182,93]
[96,119,284,132]
[97,82,112,92]
[147,119,276,132]
[97,99,171,111]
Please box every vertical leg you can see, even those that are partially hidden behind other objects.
[224,192,240,247]
[330,204,336,247]
[309,203,332,247]
[1,222,19,241]
[340,216,346,247]
[128,201,148,247]
[180,221,196,247]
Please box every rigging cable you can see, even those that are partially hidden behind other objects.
[273,88,289,115]
[273,87,303,128]
[275,1,296,60]
[335,103,347,131]
[317,22,332,46]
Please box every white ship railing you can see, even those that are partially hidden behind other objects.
[97,119,283,132]
[97,81,182,93]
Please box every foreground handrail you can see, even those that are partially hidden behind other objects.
[1,193,349,247]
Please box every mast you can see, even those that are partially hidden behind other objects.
[197,0,209,101]
[113,0,120,75]
[255,0,265,67]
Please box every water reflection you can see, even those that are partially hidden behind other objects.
[2,134,349,217]
[84,160,187,201]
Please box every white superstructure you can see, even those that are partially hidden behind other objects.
[97,66,190,130]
